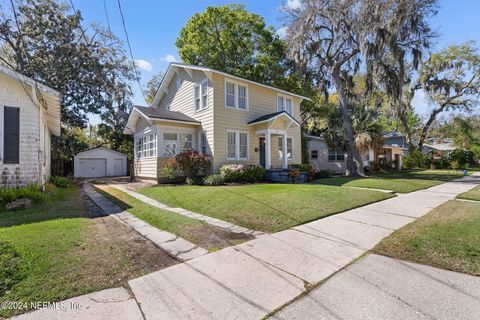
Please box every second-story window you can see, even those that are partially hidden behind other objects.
[225,80,248,110]
[225,81,236,108]
[194,79,208,112]
[277,95,293,115]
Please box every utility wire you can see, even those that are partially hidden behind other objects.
[116,0,147,104]
[102,0,112,35]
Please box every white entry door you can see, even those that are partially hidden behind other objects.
[78,158,107,177]
[113,159,124,176]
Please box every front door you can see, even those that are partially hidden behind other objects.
[259,137,266,168]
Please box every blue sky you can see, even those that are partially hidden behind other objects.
[4,0,480,123]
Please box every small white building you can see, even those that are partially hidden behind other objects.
[0,65,61,187]
[74,147,127,178]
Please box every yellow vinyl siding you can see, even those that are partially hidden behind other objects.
[157,68,214,157]
[212,73,302,170]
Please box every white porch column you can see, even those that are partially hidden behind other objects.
[282,132,288,169]
[265,129,271,169]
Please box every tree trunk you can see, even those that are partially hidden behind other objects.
[331,71,364,176]
[417,105,445,151]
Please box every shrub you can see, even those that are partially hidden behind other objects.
[314,169,331,179]
[185,176,204,186]
[0,183,46,207]
[203,174,225,186]
[175,150,211,178]
[403,150,428,169]
[0,241,24,296]
[160,158,180,181]
[50,176,73,188]
[289,163,313,172]
[219,164,265,183]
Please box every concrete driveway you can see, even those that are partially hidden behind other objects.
[273,254,480,320]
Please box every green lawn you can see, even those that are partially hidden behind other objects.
[457,185,480,201]
[94,185,251,249]
[313,170,463,193]
[0,185,175,318]
[138,183,393,233]
[374,200,480,276]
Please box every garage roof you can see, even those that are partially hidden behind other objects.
[75,147,127,157]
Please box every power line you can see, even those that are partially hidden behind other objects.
[102,0,112,35]
[116,0,147,104]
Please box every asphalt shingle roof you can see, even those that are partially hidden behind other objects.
[248,111,299,125]
[134,105,200,124]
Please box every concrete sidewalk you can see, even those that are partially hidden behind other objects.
[273,254,480,320]
[14,174,480,320]
[127,174,480,319]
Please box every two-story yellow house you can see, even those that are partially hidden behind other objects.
[124,63,308,181]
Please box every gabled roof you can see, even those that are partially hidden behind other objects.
[248,111,300,126]
[75,147,127,157]
[0,64,61,136]
[151,63,310,108]
[423,143,456,151]
[134,105,200,124]
[0,64,60,97]
[124,105,200,134]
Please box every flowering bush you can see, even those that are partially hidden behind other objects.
[160,158,180,181]
[219,164,265,183]
[175,150,211,178]
[203,174,225,186]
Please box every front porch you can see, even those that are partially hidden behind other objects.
[248,111,300,170]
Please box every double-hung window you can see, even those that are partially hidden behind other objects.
[278,137,293,160]
[226,130,248,160]
[162,133,178,157]
[328,148,345,162]
[200,131,208,154]
[310,150,318,160]
[194,79,208,111]
[225,80,248,110]
[277,95,293,115]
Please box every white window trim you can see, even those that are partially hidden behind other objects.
[199,130,208,155]
[224,78,249,111]
[328,148,345,162]
[226,130,249,160]
[278,136,293,160]
[276,93,294,116]
[135,132,158,159]
[193,78,209,112]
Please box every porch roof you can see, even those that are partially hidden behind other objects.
[247,111,300,126]
[124,106,201,134]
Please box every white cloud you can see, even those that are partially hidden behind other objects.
[134,59,153,71]
[277,26,289,39]
[286,0,301,10]
[160,54,177,63]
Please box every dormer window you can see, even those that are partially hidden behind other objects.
[225,79,248,111]
[277,95,293,115]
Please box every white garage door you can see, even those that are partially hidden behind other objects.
[113,159,124,176]
[78,158,107,178]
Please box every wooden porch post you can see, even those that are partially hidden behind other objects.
[265,129,271,169]
[282,133,288,169]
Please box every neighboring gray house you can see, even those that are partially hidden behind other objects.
[306,133,404,174]
[0,65,60,187]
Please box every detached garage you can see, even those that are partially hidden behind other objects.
[74,147,127,178]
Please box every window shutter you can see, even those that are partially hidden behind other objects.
[4,107,20,164]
